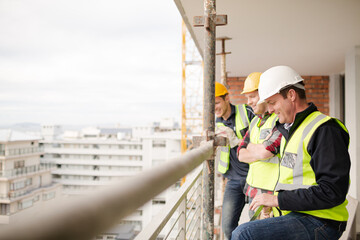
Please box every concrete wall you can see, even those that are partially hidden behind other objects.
[345,46,360,232]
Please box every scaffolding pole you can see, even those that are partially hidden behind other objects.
[202,0,216,238]
[193,0,228,237]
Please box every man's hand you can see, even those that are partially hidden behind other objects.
[249,193,279,211]
[246,143,258,153]
[264,131,273,141]
[259,206,272,219]
[215,125,239,148]
[246,143,274,160]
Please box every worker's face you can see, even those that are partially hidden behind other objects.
[266,93,295,124]
[244,91,264,115]
[215,95,230,118]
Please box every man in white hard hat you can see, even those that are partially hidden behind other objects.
[231,66,350,240]
[214,82,255,240]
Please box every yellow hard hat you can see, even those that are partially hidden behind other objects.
[241,72,262,94]
[215,82,228,97]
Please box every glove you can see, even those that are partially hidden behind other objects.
[215,125,240,148]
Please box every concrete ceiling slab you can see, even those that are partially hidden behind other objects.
[174,0,360,78]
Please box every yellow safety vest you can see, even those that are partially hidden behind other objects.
[276,111,349,221]
[217,104,250,174]
[245,113,280,191]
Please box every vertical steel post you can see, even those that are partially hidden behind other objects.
[181,21,187,154]
[216,37,231,88]
[220,39,227,85]
[178,198,186,240]
[221,52,226,85]
[203,0,216,239]
[195,175,202,239]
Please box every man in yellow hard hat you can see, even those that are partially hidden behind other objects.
[232,66,350,240]
[215,82,255,240]
[236,72,282,220]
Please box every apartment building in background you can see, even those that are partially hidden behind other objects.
[0,129,62,224]
[40,119,181,237]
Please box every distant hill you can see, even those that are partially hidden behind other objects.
[7,122,42,132]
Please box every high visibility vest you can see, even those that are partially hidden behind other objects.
[245,113,280,191]
[276,111,349,221]
[217,104,250,174]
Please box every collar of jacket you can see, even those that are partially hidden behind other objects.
[256,111,271,120]
[228,103,236,119]
[276,102,318,140]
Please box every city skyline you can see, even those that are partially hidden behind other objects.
[0,0,183,127]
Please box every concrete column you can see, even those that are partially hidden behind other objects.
[345,46,360,231]
[329,74,344,122]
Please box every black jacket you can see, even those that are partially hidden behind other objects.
[276,103,350,226]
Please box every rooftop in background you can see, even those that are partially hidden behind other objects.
[40,118,181,141]
[0,129,41,143]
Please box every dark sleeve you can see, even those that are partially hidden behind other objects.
[246,105,255,122]
[278,119,350,211]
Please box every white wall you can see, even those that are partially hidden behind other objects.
[345,45,360,231]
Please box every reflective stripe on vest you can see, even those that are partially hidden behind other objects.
[275,111,349,221]
[216,104,250,174]
[218,145,230,174]
[235,104,250,138]
[245,113,280,191]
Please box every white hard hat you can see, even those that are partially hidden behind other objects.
[258,65,304,103]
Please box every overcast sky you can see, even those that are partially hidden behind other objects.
[0,0,183,127]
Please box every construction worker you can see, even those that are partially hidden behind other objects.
[215,82,255,240]
[237,72,281,219]
[232,66,350,240]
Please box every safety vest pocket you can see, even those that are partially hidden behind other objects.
[281,152,297,169]
[259,129,271,140]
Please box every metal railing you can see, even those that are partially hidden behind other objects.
[0,141,214,240]
[135,166,203,240]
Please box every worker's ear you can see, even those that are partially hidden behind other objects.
[287,89,296,102]
[225,94,230,103]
